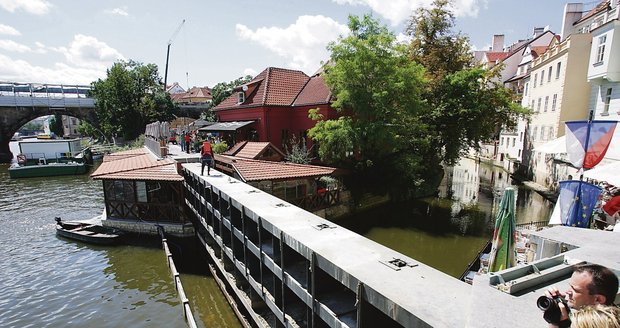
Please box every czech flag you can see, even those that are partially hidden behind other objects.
[565,120,617,169]
[558,180,602,228]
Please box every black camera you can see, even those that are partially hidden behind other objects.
[537,295,570,324]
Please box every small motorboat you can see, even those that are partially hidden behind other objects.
[55,217,125,245]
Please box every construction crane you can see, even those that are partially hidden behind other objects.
[164,19,185,89]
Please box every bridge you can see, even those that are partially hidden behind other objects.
[0,82,96,163]
[0,81,205,163]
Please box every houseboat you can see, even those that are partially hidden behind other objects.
[8,138,92,178]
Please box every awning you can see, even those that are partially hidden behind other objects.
[583,160,620,186]
[533,136,566,154]
[198,121,254,132]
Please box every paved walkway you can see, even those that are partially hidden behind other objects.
[167,142,200,163]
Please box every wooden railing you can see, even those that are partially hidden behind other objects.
[291,189,340,212]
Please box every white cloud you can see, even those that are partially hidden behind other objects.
[0,23,20,36]
[104,6,129,17]
[0,0,52,15]
[54,34,125,70]
[0,39,31,52]
[243,68,257,77]
[236,15,349,74]
[331,0,484,25]
[0,35,124,84]
[0,53,106,84]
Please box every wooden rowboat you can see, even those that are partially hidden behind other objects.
[55,217,125,245]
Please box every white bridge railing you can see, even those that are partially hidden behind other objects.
[0,82,95,108]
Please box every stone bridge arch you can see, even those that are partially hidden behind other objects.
[0,105,98,163]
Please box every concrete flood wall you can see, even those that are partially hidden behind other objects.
[181,164,471,328]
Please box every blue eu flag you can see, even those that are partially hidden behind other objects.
[558,180,602,228]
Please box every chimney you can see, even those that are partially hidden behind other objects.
[560,3,584,41]
[532,27,545,37]
[492,34,505,52]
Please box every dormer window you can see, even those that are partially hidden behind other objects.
[237,92,245,104]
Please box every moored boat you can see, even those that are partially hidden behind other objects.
[8,138,92,178]
[55,217,125,245]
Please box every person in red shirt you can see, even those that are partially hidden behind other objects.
[602,193,620,225]
[201,140,213,176]
[184,133,191,154]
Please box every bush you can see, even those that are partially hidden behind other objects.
[212,142,228,154]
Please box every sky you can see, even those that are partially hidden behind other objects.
[0,0,579,89]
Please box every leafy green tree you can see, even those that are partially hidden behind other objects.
[90,60,175,141]
[210,75,253,107]
[406,0,528,164]
[49,114,64,137]
[309,15,429,195]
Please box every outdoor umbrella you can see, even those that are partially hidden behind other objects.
[488,187,517,272]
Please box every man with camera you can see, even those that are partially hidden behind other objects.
[541,264,618,327]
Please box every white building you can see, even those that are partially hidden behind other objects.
[489,29,556,170]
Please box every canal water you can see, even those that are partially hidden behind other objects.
[0,142,240,328]
[0,143,553,327]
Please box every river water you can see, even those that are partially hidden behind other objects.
[0,143,553,327]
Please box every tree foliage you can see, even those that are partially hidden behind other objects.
[210,75,253,107]
[49,114,64,137]
[310,15,429,195]
[90,60,175,141]
[310,4,527,197]
[406,0,528,165]
[284,134,314,164]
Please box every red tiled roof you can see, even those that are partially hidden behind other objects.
[293,75,331,106]
[214,67,310,110]
[575,0,610,25]
[485,52,509,62]
[91,148,183,181]
[221,156,337,182]
[223,141,247,156]
[223,141,284,159]
[181,86,212,100]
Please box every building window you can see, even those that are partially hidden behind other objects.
[519,149,522,157]
[532,126,538,141]
[533,73,537,87]
[524,82,528,96]
[556,62,561,79]
[544,96,549,112]
[540,126,546,141]
[552,94,557,111]
[237,92,245,104]
[548,66,552,82]
[603,88,612,115]
[520,132,523,142]
[501,137,504,146]
[512,138,516,147]
[531,100,535,109]
[540,71,545,85]
[596,35,607,64]
[537,98,542,112]
[549,126,554,140]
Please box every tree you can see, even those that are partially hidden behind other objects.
[49,114,64,137]
[210,75,253,107]
[284,134,314,164]
[309,14,429,196]
[406,0,528,165]
[90,60,175,141]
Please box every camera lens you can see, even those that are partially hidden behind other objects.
[537,296,553,311]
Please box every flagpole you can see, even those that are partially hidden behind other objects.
[580,111,595,179]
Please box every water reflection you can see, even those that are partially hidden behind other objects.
[339,158,554,278]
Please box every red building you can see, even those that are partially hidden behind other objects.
[212,67,338,152]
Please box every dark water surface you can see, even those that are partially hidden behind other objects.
[0,147,553,327]
[337,158,554,278]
